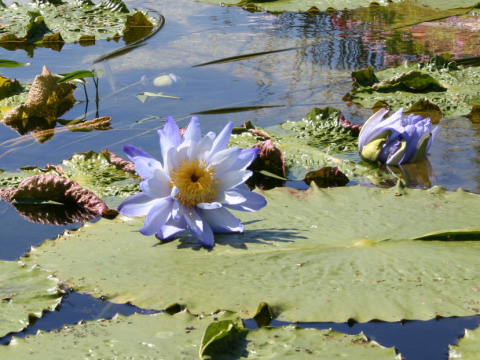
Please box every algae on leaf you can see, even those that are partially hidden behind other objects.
[345,56,480,117]
[24,185,480,323]
[0,260,62,338]
[0,0,158,44]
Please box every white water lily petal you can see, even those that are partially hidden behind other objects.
[218,169,253,191]
[140,170,170,197]
[209,147,242,175]
[197,202,222,210]
[207,121,234,160]
[199,207,244,233]
[183,117,202,159]
[215,189,247,205]
[194,132,215,161]
[183,207,214,247]
[224,189,267,212]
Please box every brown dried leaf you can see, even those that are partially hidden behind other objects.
[2,174,113,216]
[246,139,286,190]
[103,149,136,174]
[68,117,112,132]
[2,65,76,135]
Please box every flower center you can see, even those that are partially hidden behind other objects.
[170,158,219,207]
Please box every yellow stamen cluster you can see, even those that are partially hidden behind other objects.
[170,158,219,207]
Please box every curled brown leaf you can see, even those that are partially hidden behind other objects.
[1,174,113,217]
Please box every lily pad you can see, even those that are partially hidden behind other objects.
[0,0,157,44]
[0,260,62,337]
[24,185,480,322]
[199,0,478,14]
[278,106,359,154]
[230,123,393,185]
[0,310,398,359]
[344,56,480,117]
[449,326,480,360]
[0,150,139,208]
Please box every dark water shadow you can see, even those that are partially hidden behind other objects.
[0,291,160,346]
[243,315,480,360]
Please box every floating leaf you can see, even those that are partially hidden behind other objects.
[0,0,158,45]
[199,0,478,13]
[344,56,480,117]
[0,260,62,337]
[449,326,480,360]
[24,185,480,322]
[279,106,359,154]
[0,174,111,216]
[0,311,398,359]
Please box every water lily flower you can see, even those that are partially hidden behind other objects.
[358,108,438,165]
[118,116,267,247]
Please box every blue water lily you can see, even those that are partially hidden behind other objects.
[118,116,267,247]
[358,108,439,165]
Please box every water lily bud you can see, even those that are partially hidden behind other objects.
[358,108,438,165]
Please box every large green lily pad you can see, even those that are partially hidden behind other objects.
[0,260,62,337]
[345,56,480,117]
[24,185,480,322]
[0,310,399,359]
[0,0,157,43]
[449,326,480,360]
[199,0,477,14]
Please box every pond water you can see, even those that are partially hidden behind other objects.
[1,1,480,359]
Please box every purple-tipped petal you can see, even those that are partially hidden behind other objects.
[158,116,181,161]
[199,207,244,233]
[234,148,260,170]
[140,197,174,236]
[207,121,234,160]
[358,108,388,150]
[118,193,161,217]
[183,207,215,247]
[223,188,267,212]
[123,145,162,179]
[157,216,187,240]
[209,147,242,175]
[183,117,202,159]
